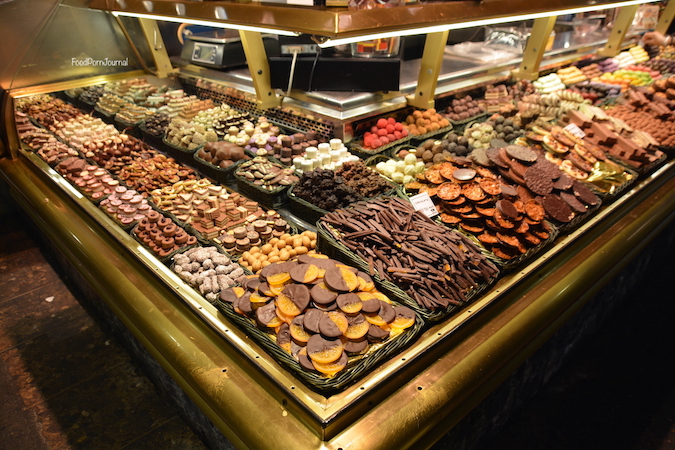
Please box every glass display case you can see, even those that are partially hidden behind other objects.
[2,0,675,448]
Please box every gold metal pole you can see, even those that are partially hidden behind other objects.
[598,5,640,57]
[407,30,449,110]
[655,0,675,35]
[512,16,557,81]
[137,18,176,78]
[239,30,281,110]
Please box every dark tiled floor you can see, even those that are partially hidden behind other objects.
[1,190,675,450]
[0,197,207,450]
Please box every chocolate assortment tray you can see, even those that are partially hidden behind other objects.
[317,197,500,323]
[234,156,299,210]
[215,256,423,394]
[347,135,413,160]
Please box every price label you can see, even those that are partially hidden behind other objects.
[564,123,586,139]
[409,192,439,218]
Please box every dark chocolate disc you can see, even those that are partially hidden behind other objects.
[311,282,338,305]
[324,267,351,292]
[298,350,317,372]
[344,338,368,355]
[357,271,373,285]
[543,194,575,223]
[303,309,323,334]
[486,147,509,169]
[236,292,253,315]
[394,306,416,322]
[241,276,261,291]
[505,145,537,163]
[277,322,291,348]
[290,263,314,283]
[307,334,342,358]
[336,293,362,313]
[453,168,476,181]
[378,300,396,323]
[291,341,305,358]
[319,312,345,338]
[282,284,310,311]
[361,298,381,314]
[560,191,588,214]
[297,254,339,270]
[367,323,390,341]
[259,261,292,281]
[533,156,561,180]
[498,147,513,169]
[524,166,554,196]
[470,148,492,167]
[553,173,574,190]
[572,180,600,206]
[500,183,518,198]
[219,287,240,303]
[255,301,278,328]
[496,199,519,221]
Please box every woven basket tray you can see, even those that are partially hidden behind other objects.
[234,172,292,210]
[347,134,413,160]
[316,222,498,323]
[214,292,423,395]
[161,136,200,166]
[193,150,246,185]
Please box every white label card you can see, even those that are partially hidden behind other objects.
[564,123,586,139]
[409,192,439,218]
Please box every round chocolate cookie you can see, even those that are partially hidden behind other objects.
[524,165,554,196]
[486,147,509,168]
[572,180,600,206]
[533,156,562,180]
[501,183,518,198]
[470,148,492,167]
[496,199,519,221]
[553,173,574,190]
[560,191,588,214]
[505,145,537,163]
[453,168,476,181]
[543,194,575,223]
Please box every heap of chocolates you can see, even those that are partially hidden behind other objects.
[134,212,197,259]
[320,197,500,310]
[405,154,554,260]
[220,255,416,377]
[293,169,363,211]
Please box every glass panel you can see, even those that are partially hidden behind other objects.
[9,3,154,90]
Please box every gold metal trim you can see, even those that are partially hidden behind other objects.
[598,4,639,57]
[87,0,653,39]
[655,0,675,34]
[239,30,281,110]
[407,30,449,110]
[137,17,176,77]
[512,16,557,81]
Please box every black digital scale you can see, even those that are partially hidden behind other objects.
[181,30,279,69]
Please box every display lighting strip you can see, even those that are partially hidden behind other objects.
[316,0,659,48]
[110,11,301,36]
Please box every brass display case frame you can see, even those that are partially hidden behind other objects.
[4,0,675,447]
[3,132,675,449]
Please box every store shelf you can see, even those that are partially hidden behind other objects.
[89,0,646,39]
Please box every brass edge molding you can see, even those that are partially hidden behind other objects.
[8,71,148,99]
[0,155,327,448]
